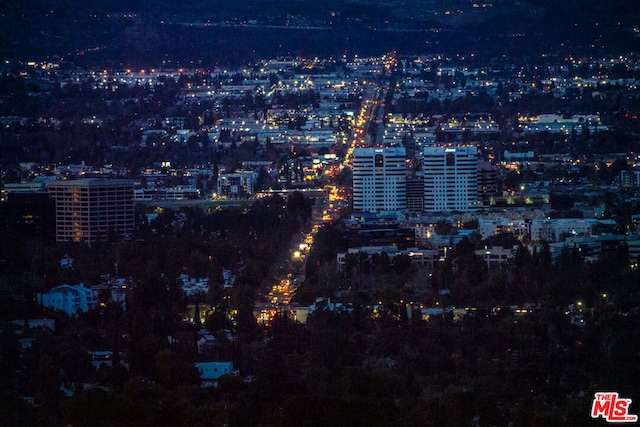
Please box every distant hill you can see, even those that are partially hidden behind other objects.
[1,0,638,67]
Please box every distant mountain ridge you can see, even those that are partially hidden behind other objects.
[1,0,638,66]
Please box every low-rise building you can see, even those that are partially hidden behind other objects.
[195,361,238,388]
[217,171,256,198]
[12,318,56,330]
[620,170,640,188]
[337,246,439,271]
[475,246,516,269]
[163,186,199,200]
[530,218,617,243]
[197,329,217,353]
[479,217,617,243]
[478,218,529,240]
[547,234,640,263]
[38,284,97,315]
[179,274,209,297]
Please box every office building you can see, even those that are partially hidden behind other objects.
[406,175,425,214]
[423,146,478,212]
[352,147,407,213]
[477,160,499,206]
[48,179,134,243]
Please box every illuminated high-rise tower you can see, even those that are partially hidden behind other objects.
[352,147,407,213]
[423,146,478,212]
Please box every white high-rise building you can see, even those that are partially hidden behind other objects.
[423,146,478,212]
[352,147,406,213]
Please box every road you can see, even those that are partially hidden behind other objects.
[255,53,396,325]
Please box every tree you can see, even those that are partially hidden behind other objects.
[335,167,352,187]
[231,284,259,342]
[65,388,120,427]
[434,219,455,235]
[549,192,574,211]
[152,348,199,389]
[503,170,522,192]
[254,167,272,191]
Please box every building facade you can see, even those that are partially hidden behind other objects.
[195,361,238,387]
[352,147,407,213]
[477,160,499,206]
[620,170,640,188]
[217,171,256,198]
[38,284,97,315]
[406,175,425,214]
[48,179,134,243]
[423,146,478,212]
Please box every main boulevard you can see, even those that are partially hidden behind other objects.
[254,55,396,325]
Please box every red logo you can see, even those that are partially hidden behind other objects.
[591,392,638,423]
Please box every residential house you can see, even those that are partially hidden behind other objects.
[38,284,97,315]
[194,361,238,388]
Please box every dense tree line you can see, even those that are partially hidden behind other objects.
[0,194,314,425]
[287,229,640,426]
[2,198,640,425]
